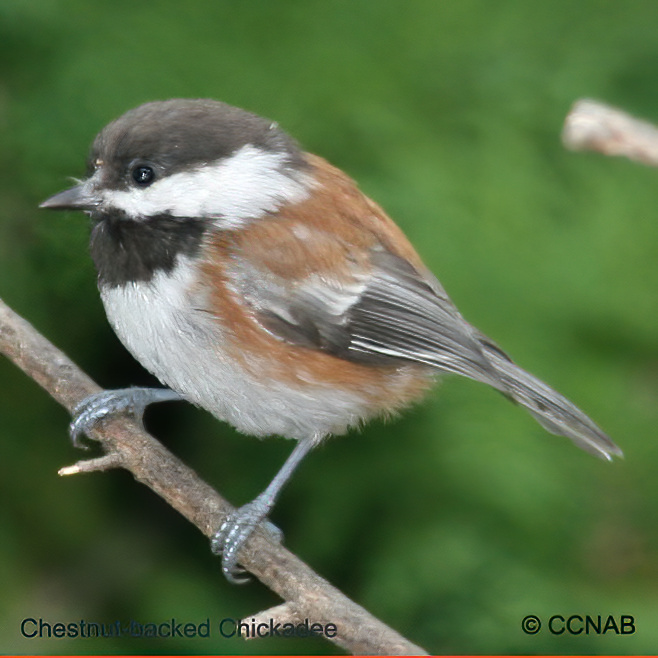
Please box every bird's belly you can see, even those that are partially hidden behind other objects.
[99,262,371,440]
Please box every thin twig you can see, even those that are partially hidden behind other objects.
[563,98,658,166]
[0,297,427,656]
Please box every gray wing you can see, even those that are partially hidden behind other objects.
[330,250,501,381]
[228,244,621,461]
[232,246,499,383]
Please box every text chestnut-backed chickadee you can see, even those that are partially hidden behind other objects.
[41,99,622,582]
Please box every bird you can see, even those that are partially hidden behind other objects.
[41,98,622,582]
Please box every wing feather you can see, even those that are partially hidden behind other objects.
[229,240,498,383]
[225,229,621,460]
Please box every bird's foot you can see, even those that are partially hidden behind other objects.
[69,387,181,448]
[211,496,283,584]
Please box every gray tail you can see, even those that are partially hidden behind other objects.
[478,340,622,461]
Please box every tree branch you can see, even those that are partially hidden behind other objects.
[0,296,427,656]
[562,98,658,166]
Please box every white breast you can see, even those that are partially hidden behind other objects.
[99,256,371,441]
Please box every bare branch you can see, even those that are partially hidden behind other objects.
[563,98,658,166]
[0,297,427,656]
[59,454,123,475]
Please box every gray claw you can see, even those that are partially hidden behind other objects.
[69,390,135,447]
[211,499,283,584]
[69,387,182,447]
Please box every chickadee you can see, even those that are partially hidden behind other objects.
[41,99,622,582]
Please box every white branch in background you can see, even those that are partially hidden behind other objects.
[563,99,658,167]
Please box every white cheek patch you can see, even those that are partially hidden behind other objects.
[101,145,311,228]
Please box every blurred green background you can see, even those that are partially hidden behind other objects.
[1,0,658,654]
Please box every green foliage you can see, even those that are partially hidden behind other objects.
[2,0,658,653]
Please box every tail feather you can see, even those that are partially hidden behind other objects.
[479,341,623,461]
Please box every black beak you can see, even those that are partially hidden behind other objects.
[40,184,99,211]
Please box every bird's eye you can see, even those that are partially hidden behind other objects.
[132,165,155,186]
